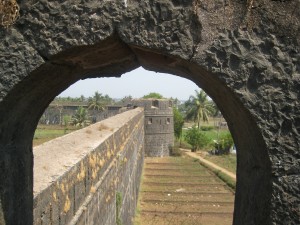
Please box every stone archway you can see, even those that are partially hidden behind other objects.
[0,0,299,224]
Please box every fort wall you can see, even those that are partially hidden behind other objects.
[33,108,144,225]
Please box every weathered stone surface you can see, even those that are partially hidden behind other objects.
[0,0,299,224]
[0,28,44,100]
[33,108,144,225]
[133,99,174,157]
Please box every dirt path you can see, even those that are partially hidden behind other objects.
[135,156,235,225]
[182,149,236,181]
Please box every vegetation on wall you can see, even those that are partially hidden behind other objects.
[116,192,123,225]
[142,92,164,99]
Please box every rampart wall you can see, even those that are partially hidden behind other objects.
[33,108,144,225]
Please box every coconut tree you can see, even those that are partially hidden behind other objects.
[70,107,91,127]
[88,91,105,111]
[185,90,214,129]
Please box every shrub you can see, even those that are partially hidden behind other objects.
[200,126,214,131]
[180,141,192,149]
[214,132,234,154]
[185,126,210,152]
[63,115,71,126]
[173,107,184,140]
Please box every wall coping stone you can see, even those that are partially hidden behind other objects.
[33,107,143,197]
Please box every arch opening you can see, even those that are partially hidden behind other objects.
[0,35,271,225]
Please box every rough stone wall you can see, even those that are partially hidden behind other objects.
[133,99,174,157]
[33,108,144,225]
[0,0,299,225]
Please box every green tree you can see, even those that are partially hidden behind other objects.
[210,100,221,117]
[55,104,63,126]
[102,94,114,105]
[170,97,180,109]
[214,132,234,154]
[121,95,133,104]
[63,115,72,134]
[185,90,214,129]
[63,115,71,126]
[185,126,209,152]
[88,91,105,111]
[143,92,164,99]
[173,107,184,140]
[70,107,91,127]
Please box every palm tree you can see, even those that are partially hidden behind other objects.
[103,94,113,105]
[88,91,105,111]
[55,104,63,126]
[70,107,91,127]
[185,90,214,129]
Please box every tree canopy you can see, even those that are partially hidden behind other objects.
[185,90,214,129]
[88,91,113,111]
[173,107,184,140]
[70,107,91,127]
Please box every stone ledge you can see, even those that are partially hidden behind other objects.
[33,107,144,225]
[33,107,143,195]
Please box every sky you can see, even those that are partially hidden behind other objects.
[59,67,200,101]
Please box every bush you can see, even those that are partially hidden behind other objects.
[200,126,214,131]
[214,132,233,154]
[179,140,192,149]
[185,126,210,152]
[173,107,184,139]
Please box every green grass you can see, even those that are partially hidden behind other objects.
[183,117,223,128]
[194,158,236,191]
[203,154,236,174]
[181,128,231,151]
[33,125,78,146]
[134,162,146,225]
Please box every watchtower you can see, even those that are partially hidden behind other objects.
[133,99,174,157]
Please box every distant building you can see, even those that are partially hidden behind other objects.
[133,99,174,157]
[40,102,127,125]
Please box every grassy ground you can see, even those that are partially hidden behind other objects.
[134,155,235,225]
[180,120,236,174]
[202,154,236,174]
[33,125,78,146]
[182,120,230,151]
[183,117,226,129]
[180,128,232,151]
